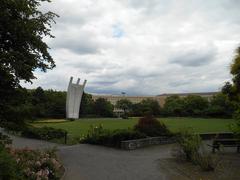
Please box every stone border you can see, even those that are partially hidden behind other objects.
[121,136,176,150]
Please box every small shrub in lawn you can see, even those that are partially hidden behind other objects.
[81,125,147,148]
[21,126,67,141]
[176,128,201,162]
[134,115,170,137]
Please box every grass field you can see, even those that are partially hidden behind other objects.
[33,117,234,138]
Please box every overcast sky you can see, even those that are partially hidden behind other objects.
[22,0,240,95]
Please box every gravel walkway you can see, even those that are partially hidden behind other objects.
[0,128,180,180]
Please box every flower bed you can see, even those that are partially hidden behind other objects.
[9,147,63,180]
[0,133,64,180]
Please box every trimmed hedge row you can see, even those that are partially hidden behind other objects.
[81,125,147,148]
[21,126,67,140]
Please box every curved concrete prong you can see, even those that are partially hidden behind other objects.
[77,78,80,84]
[69,76,73,85]
[83,80,87,87]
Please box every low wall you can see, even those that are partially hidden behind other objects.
[121,136,176,150]
[199,132,234,140]
[120,132,234,150]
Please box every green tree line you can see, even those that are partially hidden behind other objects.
[8,86,236,121]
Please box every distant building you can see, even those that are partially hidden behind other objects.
[92,92,218,107]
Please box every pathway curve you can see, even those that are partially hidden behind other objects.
[1,128,182,180]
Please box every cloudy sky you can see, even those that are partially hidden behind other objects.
[22,0,240,95]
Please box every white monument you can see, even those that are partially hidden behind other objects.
[66,77,87,119]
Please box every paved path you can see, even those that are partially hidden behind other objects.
[0,128,179,180]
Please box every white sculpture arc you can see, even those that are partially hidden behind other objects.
[66,77,87,119]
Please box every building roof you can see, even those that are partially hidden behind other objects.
[157,92,219,97]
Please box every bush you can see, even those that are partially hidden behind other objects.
[0,133,24,179]
[0,148,24,180]
[230,110,240,139]
[173,129,219,172]
[81,125,147,148]
[1,121,27,132]
[195,153,220,171]
[0,132,12,147]
[21,126,67,140]
[176,129,201,161]
[134,115,170,137]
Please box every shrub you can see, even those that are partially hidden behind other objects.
[21,126,67,140]
[176,129,201,161]
[134,115,170,137]
[230,110,240,139]
[81,125,147,148]
[0,132,12,146]
[1,121,27,132]
[173,129,219,172]
[0,148,24,180]
[0,133,63,179]
[195,152,220,171]
[0,133,24,179]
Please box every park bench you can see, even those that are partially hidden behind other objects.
[209,139,240,153]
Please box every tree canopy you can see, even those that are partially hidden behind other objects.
[222,46,240,104]
[0,0,57,123]
[0,0,58,85]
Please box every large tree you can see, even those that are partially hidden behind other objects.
[116,99,133,117]
[0,0,57,123]
[222,46,240,137]
[222,46,240,106]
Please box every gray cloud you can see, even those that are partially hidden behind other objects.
[22,0,240,95]
[170,47,217,67]
[51,32,100,55]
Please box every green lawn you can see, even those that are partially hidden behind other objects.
[32,117,234,138]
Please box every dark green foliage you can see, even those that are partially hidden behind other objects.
[140,99,161,115]
[1,121,27,132]
[230,110,240,139]
[131,99,161,116]
[0,134,24,180]
[162,94,234,118]
[222,46,240,104]
[0,0,57,126]
[206,93,235,117]
[163,95,185,116]
[93,98,114,117]
[82,125,147,148]
[196,153,220,171]
[174,129,219,171]
[30,88,66,119]
[116,99,133,118]
[176,129,201,161]
[0,87,33,130]
[0,148,24,180]
[21,126,67,140]
[79,92,94,116]
[0,133,12,146]
[183,95,209,116]
[134,116,170,136]
[0,0,57,84]
[222,46,240,136]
